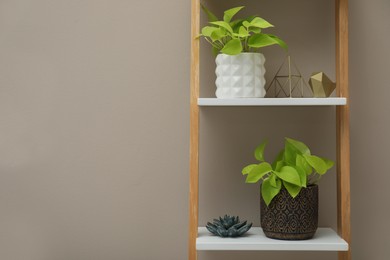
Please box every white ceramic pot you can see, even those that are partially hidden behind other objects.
[215,53,266,98]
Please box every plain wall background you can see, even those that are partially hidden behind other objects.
[0,0,388,259]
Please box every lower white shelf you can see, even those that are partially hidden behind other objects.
[197,227,348,251]
[198,97,347,106]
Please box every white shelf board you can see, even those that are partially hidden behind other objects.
[197,227,348,251]
[198,98,347,106]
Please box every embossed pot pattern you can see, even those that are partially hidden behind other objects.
[260,185,319,240]
[215,53,266,98]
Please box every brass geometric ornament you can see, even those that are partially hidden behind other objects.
[308,72,336,97]
[266,55,311,98]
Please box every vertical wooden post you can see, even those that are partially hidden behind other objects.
[336,0,351,259]
[189,0,200,260]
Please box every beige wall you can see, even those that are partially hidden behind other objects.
[0,0,388,260]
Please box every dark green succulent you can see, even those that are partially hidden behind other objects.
[206,215,252,237]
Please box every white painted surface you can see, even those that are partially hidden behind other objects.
[198,98,347,106]
[196,227,349,251]
[215,53,266,98]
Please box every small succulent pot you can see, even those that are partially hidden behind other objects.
[215,53,266,98]
[260,185,319,240]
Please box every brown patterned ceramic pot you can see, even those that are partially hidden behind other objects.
[260,185,318,240]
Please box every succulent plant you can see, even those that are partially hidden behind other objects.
[206,215,252,237]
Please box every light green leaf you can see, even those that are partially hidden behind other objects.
[242,21,251,28]
[266,34,288,50]
[238,26,250,37]
[274,166,301,186]
[271,149,284,169]
[242,164,257,175]
[296,154,312,175]
[321,157,335,170]
[248,27,261,34]
[210,28,227,41]
[285,138,311,155]
[223,6,245,23]
[212,46,220,56]
[295,165,307,188]
[250,17,274,29]
[245,162,272,183]
[261,177,282,206]
[209,21,233,34]
[201,26,218,37]
[284,138,311,165]
[283,181,302,198]
[254,140,267,161]
[230,19,244,32]
[269,173,281,188]
[303,154,329,175]
[274,161,284,172]
[201,4,218,22]
[221,38,242,55]
[284,142,297,165]
[248,34,278,48]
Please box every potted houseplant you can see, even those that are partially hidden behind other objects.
[199,5,287,98]
[242,138,334,240]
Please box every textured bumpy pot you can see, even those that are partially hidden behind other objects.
[260,185,319,240]
[215,53,266,98]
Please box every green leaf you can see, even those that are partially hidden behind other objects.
[249,17,274,29]
[284,138,311,165]
[295,165,307,188]
[268,173,281,188]
[210,28,227,41]
[201,4,218,22]
[248,27,261,34]
[254,140,267,161]
[238,26,250,37]
[209,21,233,34]
[223,6,245,23]
[296,154,312,175]
[285,138,311,155]
[283,181,302,198]
[201,26,218,37]
[321,157,335,170]
[303,155,329,175]
[242,164,257,175]
[284,142,297,165]
[274,161,284,172]
[266,34,288,50]
[248,33,279,48]
[274,166,301,186]
[212,46,220,56]
[271,149,284,169]
[245,162,272,183]
[221,38,242,55]
[261,177,282,206]
[242,21,251,28]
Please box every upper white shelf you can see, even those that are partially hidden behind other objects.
[197,227,348,251]
[198,98,347,106]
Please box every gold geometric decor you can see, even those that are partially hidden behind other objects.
[308,72,336,97]
[266,55,311,98]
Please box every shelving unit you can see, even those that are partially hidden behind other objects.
[189,0,350,259]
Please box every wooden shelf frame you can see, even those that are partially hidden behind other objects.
[189,0,350,259]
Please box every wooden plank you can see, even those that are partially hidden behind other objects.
[336,0,351,260]
[189,0,200,260]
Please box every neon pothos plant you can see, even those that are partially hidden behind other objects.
[199,5,287,55]
[242,138,334,206]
